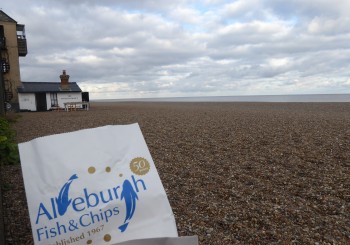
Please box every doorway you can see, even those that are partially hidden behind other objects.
[35,93,47,111]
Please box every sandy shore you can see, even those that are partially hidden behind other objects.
[1,102,350,244]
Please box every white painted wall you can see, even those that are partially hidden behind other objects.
[46,93,51,110]
[19,92,82,111]
[57,93,82,109]
[18,93,36,111]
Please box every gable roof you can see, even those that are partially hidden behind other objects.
[0,10,17,23]
[18,82,82,93]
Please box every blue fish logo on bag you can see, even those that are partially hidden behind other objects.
[56,174,78,216]
[119,179,139,232]
[34,167,147,243]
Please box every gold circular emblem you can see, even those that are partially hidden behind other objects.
[130,157,150,175]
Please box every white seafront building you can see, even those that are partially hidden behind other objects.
[17,70,88,111]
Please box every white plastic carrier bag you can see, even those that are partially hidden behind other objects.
[19,124,181,245]
[111,236,199,245]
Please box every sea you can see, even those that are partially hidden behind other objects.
[94,94,350,103]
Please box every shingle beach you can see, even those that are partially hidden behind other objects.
[1,102,350,244]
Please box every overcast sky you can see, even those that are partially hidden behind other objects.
[2,0,350,99]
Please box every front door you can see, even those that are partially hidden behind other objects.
[35,93,47,111]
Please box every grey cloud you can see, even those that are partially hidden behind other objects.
[2,0,350,98]
[266,0,346,20]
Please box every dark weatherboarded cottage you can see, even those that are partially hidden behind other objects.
[17,70,85,111]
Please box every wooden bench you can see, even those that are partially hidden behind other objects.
[64,102,90,111]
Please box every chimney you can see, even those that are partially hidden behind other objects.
[60,70,70,90]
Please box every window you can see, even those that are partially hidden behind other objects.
[50,93,58,107]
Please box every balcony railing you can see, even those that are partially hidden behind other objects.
[17,37,27,56]
[16,24,27,56]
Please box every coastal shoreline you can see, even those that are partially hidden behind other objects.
[1,102,350,244]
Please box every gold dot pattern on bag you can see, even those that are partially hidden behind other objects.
[88,167,96,174]
[83,168,123,244]
[130,157,150,175]
[104,234,111,242]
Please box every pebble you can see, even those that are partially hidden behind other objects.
[1,102,350,244]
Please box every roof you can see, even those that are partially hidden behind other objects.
[0,10,17,23]
[18,82,82,93]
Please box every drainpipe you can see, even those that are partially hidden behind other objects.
[0,70,4,116]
